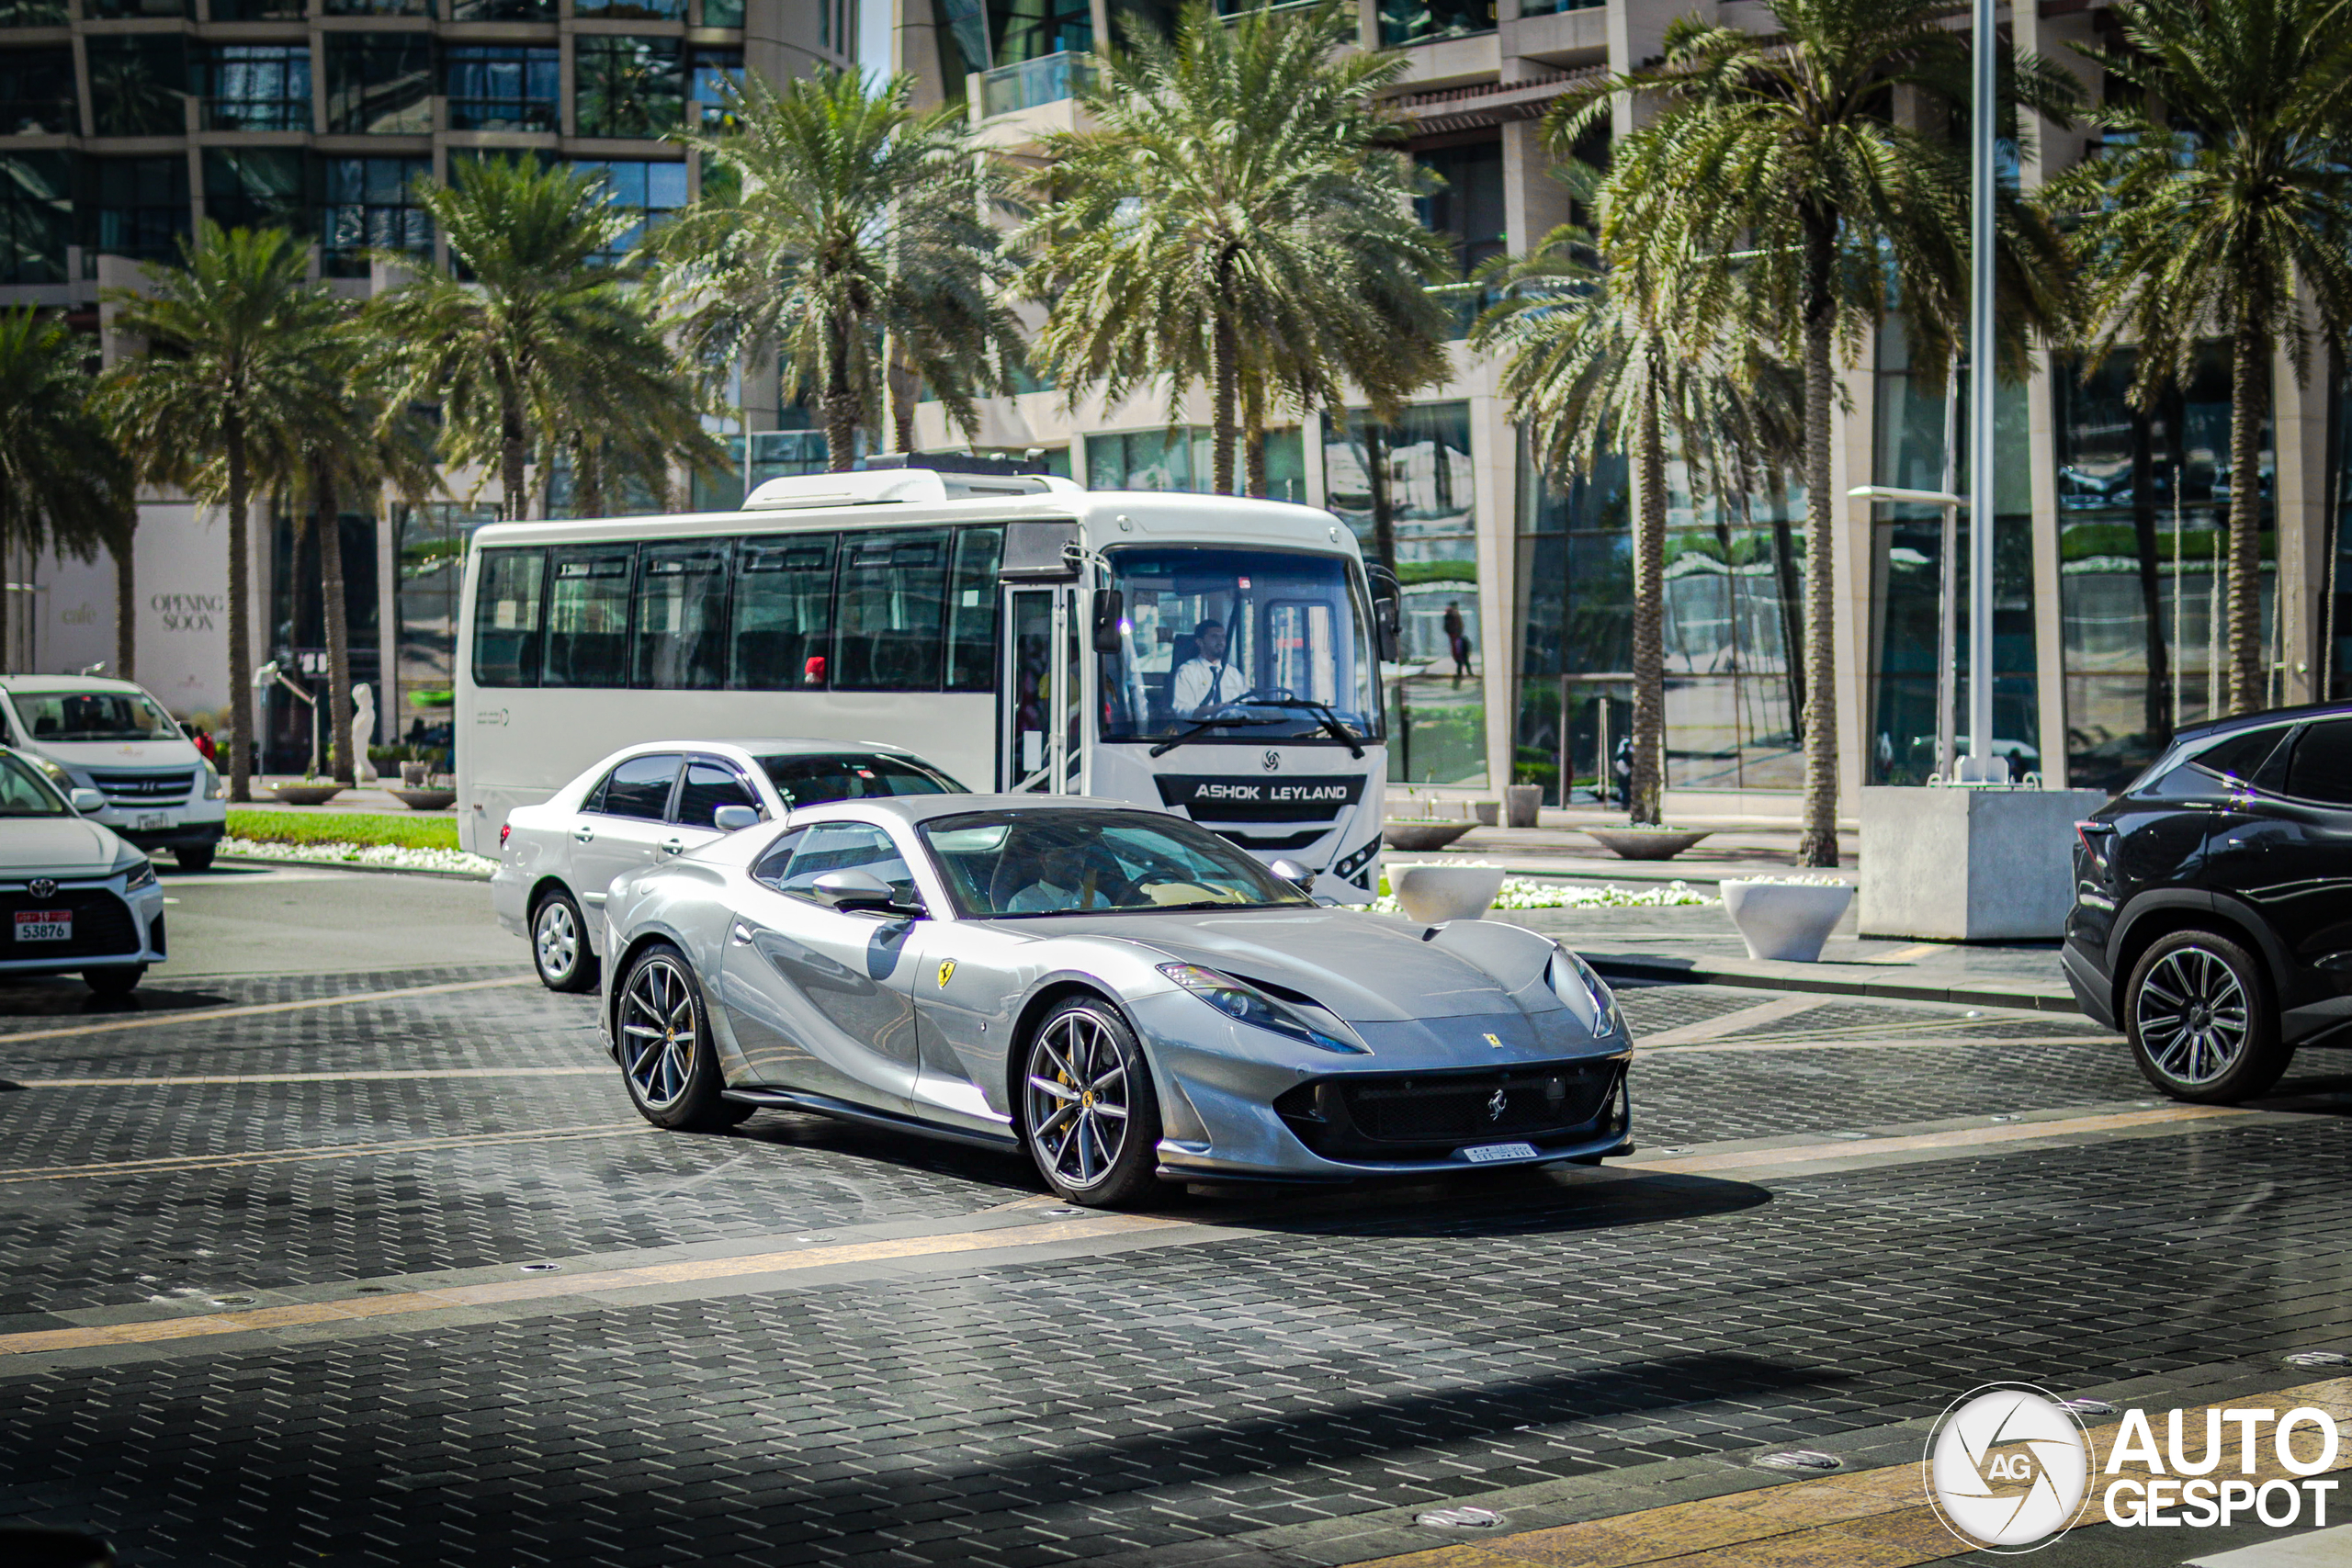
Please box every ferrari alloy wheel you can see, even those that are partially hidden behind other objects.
[531,888,599,993]
[1022,998,1159,1207]
[615,944,746,1130]
[2126,930,2288,1103]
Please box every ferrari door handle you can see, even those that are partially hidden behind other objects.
[572,827,594,843]
[730,921,757,945]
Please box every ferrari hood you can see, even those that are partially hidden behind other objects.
[1030,907,1535,1022]
[0,817,125,878]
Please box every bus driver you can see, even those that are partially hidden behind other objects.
[1171,619,1250,718]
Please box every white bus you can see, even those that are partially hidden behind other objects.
[454,461,1394,899]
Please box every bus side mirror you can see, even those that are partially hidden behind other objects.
[1091,589,1125,655]
[1375,598,1402,662]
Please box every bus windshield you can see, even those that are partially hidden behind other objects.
[1098,547,1381,744]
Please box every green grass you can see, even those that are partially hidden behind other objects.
[227,811,461,852]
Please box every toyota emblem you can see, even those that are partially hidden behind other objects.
[1486,1088,1509,1122]
[1261,750,1281,773]
[28,878,57,900]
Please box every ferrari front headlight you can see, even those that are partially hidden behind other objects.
[1549,949,1625,1038]
[1158,964,1366,1054]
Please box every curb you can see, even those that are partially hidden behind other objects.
[209,853,491,884]
[1585,953,2081,1015]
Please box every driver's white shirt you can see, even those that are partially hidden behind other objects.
[1170,658,1249,716]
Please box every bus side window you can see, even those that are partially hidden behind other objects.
[945,525,1003,693]
[732,535,837,691]
[633,545,729,690]
[471,548,546,688]
[542,547,635,689]
[835,529,949,693]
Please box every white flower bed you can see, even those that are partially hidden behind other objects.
[220,837,498,878]
[1368,860,1716,914]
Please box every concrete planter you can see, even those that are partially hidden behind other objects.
[1471,799,1499,826]
[1723,880,1854,962]
[1504,784,1544,828]
[269,784,345,806]
[1859,784,2109,940]
[1584,827,1713,862]
[1388,863,1508,923]
[390,788,458,811]
[1385,820,1476,852]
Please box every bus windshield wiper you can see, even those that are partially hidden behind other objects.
[1148,714,1288,759]
[1241,698,1365,759]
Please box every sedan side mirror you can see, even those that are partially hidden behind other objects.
[713,804,760,832]
[69,787,105,815]
[808,868,910,913]
[1268,858,1316,890]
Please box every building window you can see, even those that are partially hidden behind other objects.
[699,0,742,23]
[571,158,686,264]
[83,0,184,17]
[323,0,430,14]
[444,45,560,133]
[1414,137,1505,337]
[395,502,500,758]
[0,49,76,136]
[576,0,684,17]
[1083,425,1301,500]
[325,34,431,134]
[0,151,70,285]
[203,147,308,234]
[0,0,70,23]
[445,0,555,18]
[320,155,431,278]
[689,47,741,130]
[86,36,187,137]
[198,44,313,133]
[1328,403,1487,787]
[81,154,188,268]
[575,36,683,139]
[209,0,304,19]
[1379,0,1493,47]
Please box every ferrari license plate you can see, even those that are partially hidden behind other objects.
[1458,1142,1538,1164]
[15,910,72,942]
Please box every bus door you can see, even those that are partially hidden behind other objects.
[1000,583,1081,794]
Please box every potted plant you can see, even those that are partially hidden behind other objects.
[1384,789,1478,852]
[1582,825,1714,861]
[269,775,345,807]
[1721,875,1855,962]
[1386,863,1509,922]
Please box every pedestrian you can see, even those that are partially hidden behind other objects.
[189,723,217,764]
[1442,601,1472,684]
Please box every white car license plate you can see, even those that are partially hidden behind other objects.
[1458,1141,1538,1164]
[137,813,167,831]
[15,910,72,942]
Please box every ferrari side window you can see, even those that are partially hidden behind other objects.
[749,828,806,889]
[774,822,918,905]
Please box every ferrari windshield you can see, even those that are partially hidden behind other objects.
[10,687,181,744]
[1098,547,1381,744]
[921,809,1311,918]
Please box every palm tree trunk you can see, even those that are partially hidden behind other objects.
[225,422,255,802]
[2130,406,2170,744]
[2225,324,2266,714]
[113,520,136,680]
[1364,420,1396,582]
[1211,311,1238,496]
[1242,379,1267,499]
[1795,231,1839,869]
[317,471,356,786]
[825,325,858,474]
[1767,479,1806,737]
[0,503,12,674]
[1628,379,1667,826]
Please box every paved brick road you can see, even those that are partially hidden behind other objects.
[4,890,2350,1568]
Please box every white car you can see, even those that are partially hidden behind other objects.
[492,739,967,991]
[0,747,169,995]
[0,674,227,870]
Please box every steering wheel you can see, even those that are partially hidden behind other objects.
[1204,687,1295,717]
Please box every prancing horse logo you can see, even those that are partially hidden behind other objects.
[936,959,956,987]
[1486,1088,1509,1122]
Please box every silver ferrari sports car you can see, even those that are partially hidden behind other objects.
[599,794,1634,1206]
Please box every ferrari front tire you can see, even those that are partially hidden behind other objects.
[1020,998,1160,1208]
[614,943,749,1131]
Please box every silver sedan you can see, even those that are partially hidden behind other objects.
[599,795,1633,1206]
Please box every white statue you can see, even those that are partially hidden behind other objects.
[351,682,379,784]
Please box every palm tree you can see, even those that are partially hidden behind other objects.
[2049,0,2352,715]
[0,309,130,671]
[658,69,1023,472]
[370,156,698,522]
[101,224,344,800]
[1476,220,1801,824]
[1022,0,1453,496]
[1556,0,2078,863]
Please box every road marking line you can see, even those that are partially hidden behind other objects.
[10,1067,610,1089]
[1635,995,1822,1047]
[1859,942,1947,964]
[1342,1378,2352,1568]
[1642,1035,2117,1055]
[1624,1103,2246,1176]
[0,1123,648,1183]
[0,974,538,1046]
[0,1213,1177,1359]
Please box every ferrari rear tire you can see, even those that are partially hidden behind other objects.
[1020,997,1160,1208]
[614,943,749,1131]
[530,887,599,993]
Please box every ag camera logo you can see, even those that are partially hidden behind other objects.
[1924,1383,2090,1552]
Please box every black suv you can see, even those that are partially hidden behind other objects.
[2066,704,2352,1102]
